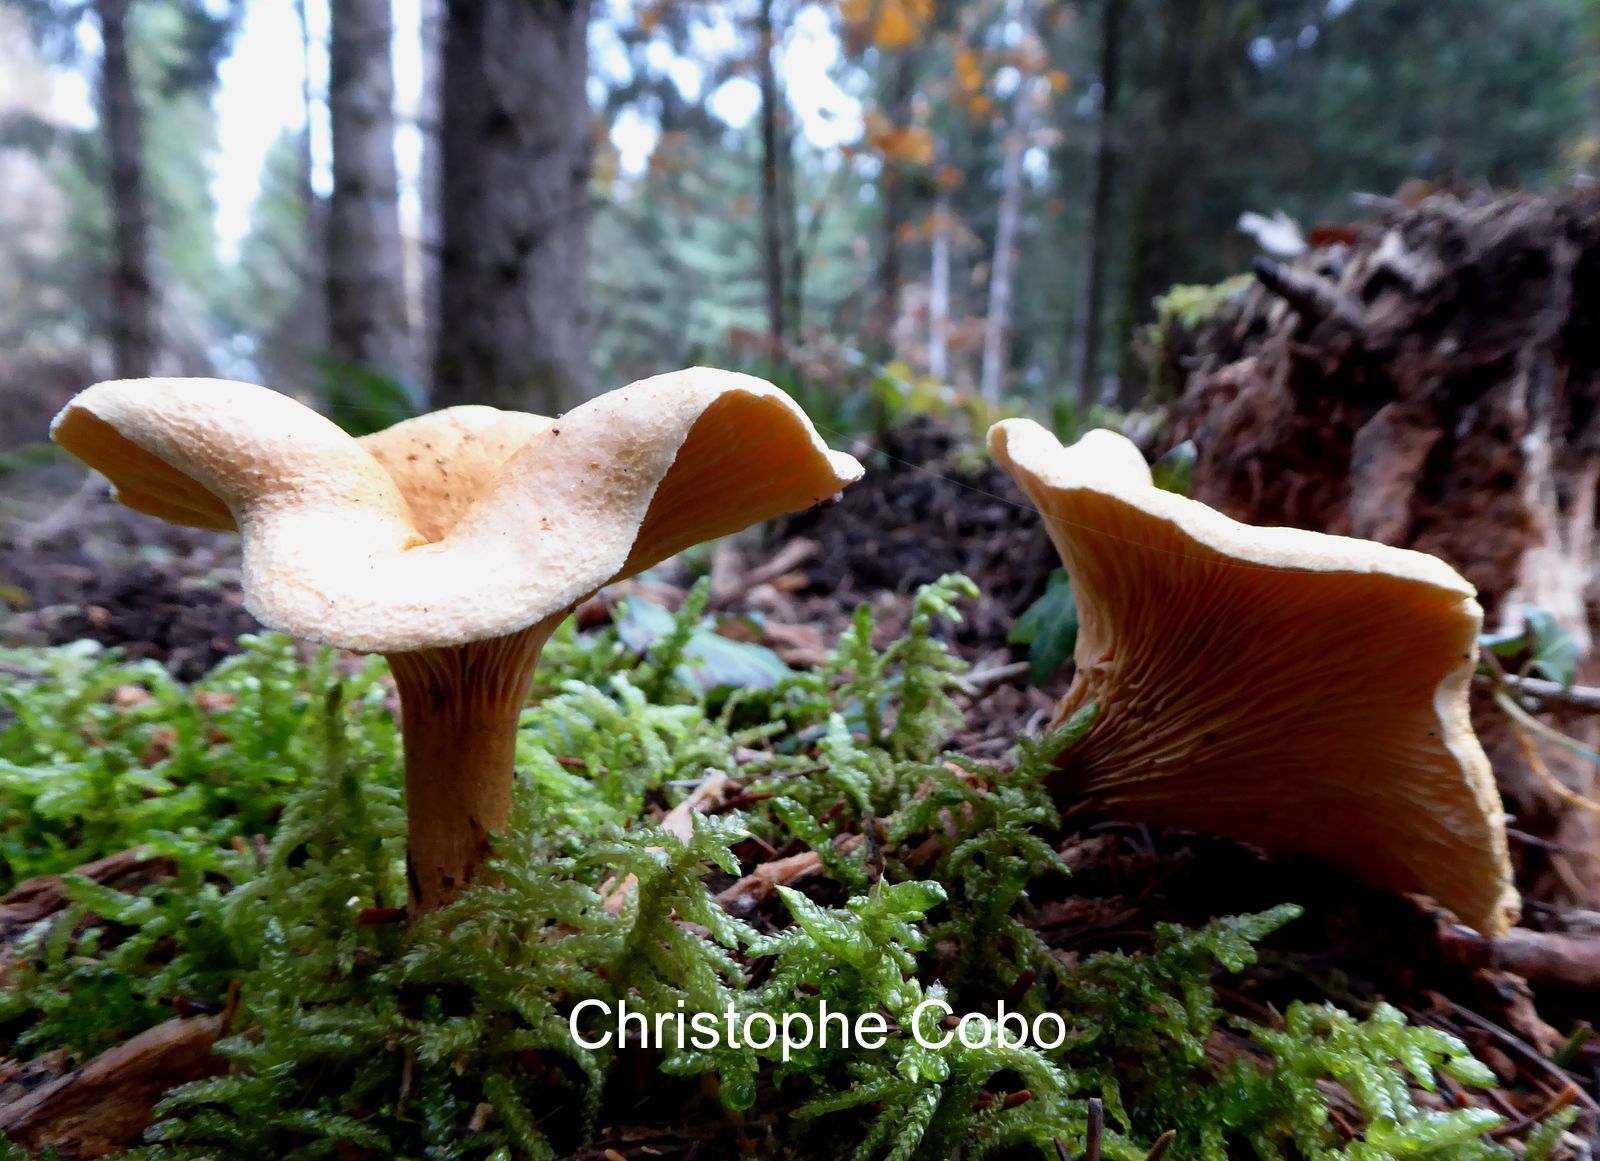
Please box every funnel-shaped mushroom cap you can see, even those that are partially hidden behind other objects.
[989,420,1517,935]
[52,369,863,654]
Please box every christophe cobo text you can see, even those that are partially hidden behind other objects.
[568,998,1072,1061]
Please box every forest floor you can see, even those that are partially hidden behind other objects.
[1,420,1598,1158]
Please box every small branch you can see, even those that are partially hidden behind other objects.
[1478,654,1600,815]
[14,472,107,551]
[1492,688,1600,817]
[1251,257,1365,329]
[1488,1082,1581,1141]
[707,537,818,610]
[1438,923,1600,991]
[1482,672,1600,715]
[714,850,824,912]
[1447,1001,1600,1117]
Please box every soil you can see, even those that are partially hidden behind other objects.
[1,468,257,682]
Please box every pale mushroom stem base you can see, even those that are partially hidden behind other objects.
[386,620,558,916]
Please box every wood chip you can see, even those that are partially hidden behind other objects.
[0,1015,225,1158]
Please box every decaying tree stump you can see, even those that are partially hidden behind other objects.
[1162,188,1600,908]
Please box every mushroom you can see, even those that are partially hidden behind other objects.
[52,369,863,914]
[988,421,1518,935]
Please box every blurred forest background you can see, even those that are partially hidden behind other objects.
[0,0,1595,438]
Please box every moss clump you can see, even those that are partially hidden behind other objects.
[0,578,1570,1159]
[1143,274,1255,402]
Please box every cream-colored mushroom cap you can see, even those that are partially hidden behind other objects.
[52,368,863,654]
[989,420,1518,935]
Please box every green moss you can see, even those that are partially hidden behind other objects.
[0,579,1571,1159]
[1143,274,1255,402]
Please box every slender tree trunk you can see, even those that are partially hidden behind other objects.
[981,2,1036,406]
[928,191,950,381]
[417,0,445,393]
[1074,0,1122,406]
[432,0,593,412]
[757,0,786,351]
[327,0,411,383]
[870,51,916,354]
[290,0,327,370]
[1121,0,1205,405]
[96,0,155,379]
[783,123,804,340]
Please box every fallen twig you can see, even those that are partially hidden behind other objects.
[1478,652,1600,815]
[1143,1130,1177,1161]
[1487,1081,1580,1140]
[1438,924,1600,991]
[714,850,824,912]
[1483,672,1600,715]
[708,538,818,610]
[1495,689,1600,816]
[13,471,107,551]
[1447,1002,1600,1117]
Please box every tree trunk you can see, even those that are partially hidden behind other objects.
[327,0,412,383]
[1073,0,1122,407]
[869,51,916,355]
[928,191,950,381]
[96,0,155,379]
[783,122,804,340]
[757,0,786,351]
[981,1,1035,406]
[432,0,593,413]
[1119,0,1206,405]
[417,0,445,394]
[290,0,327,372]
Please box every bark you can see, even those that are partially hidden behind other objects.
[327,0,412,381]
[417,0,445,390]
[432,0,593,412]
[96,0,155,379]
[981,2,1036,406]
[290,0,327,366]
[783,123,804,339]
[757,0,786,350]
[1073,0,1123,407]
[1163,190,1600,907]
[0,1016,225,1157]
[1120,0,1208,405]
[1439,923,1600,992]
[869,51,916,354]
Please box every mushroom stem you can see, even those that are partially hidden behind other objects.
[386,620,558,915]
